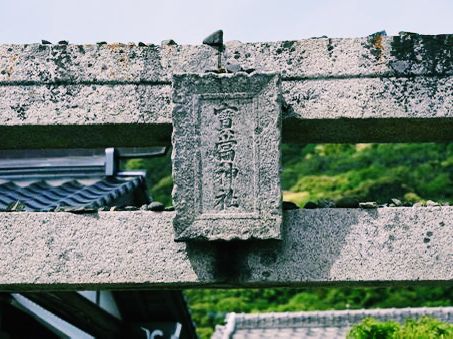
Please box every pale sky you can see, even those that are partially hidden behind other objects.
[0,0,452,44]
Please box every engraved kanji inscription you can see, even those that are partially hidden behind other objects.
[172,73,282,241]
[213,103,239,210]
[198,95,255,216]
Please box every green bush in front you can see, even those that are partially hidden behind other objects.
[347,317,453,339]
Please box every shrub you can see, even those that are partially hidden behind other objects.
[347,317,453,339]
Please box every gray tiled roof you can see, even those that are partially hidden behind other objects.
[212,307,453,339]
[0,148,158,211]
[0,176,146,211]
[221,327,349,338]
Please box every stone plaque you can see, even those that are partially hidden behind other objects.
[172,73,282,241]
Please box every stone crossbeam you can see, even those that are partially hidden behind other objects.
[0,33,451,149]
[0,207,451,290]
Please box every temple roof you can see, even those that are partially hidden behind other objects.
[213,307,453,339]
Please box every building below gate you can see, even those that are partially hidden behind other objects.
[212,307,453,339]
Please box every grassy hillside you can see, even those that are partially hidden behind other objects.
[127,143,453,338]
[281,143,453,207]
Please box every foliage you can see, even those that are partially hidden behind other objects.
[347,318,400,339]
[126,143,453,208]
[126,143,453,338]
[185,286,453,338]
[281,143,453,206]
[125,152,173,206]
[347,317,453,339]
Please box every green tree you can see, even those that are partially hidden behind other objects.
[348,317,453,339]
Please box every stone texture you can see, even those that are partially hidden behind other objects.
[0,207,451,290]
[0,84,172,125]
[172,73,282,241]
[1,34,450,83]
[0,34,451,148]
[0,43,167,82]
[0,75,450,149]
[223,33,452,78]
[282,76,452,120]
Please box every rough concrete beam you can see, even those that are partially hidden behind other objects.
[0,207,451,290]
[0,34,451,148]
[1,34,451,82]
[0,76,451,148]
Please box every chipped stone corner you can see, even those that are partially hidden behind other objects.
[171,72,283,241]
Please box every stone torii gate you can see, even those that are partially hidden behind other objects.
[0,32,452,290]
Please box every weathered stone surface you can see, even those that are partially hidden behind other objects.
[0,207,451,290]
[0,84,172,125]
[172,73,282,241]
[1,34,450,83]
[2,76,449,126]
[0,76,450,149]
[0,34,451,148]
[282,76,452,119]
[223,34,452,78]
[0,43,167,82]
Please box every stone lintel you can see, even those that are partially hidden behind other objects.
[0,207,451,290]
[0,34,451,148]
[1,34,451,83]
